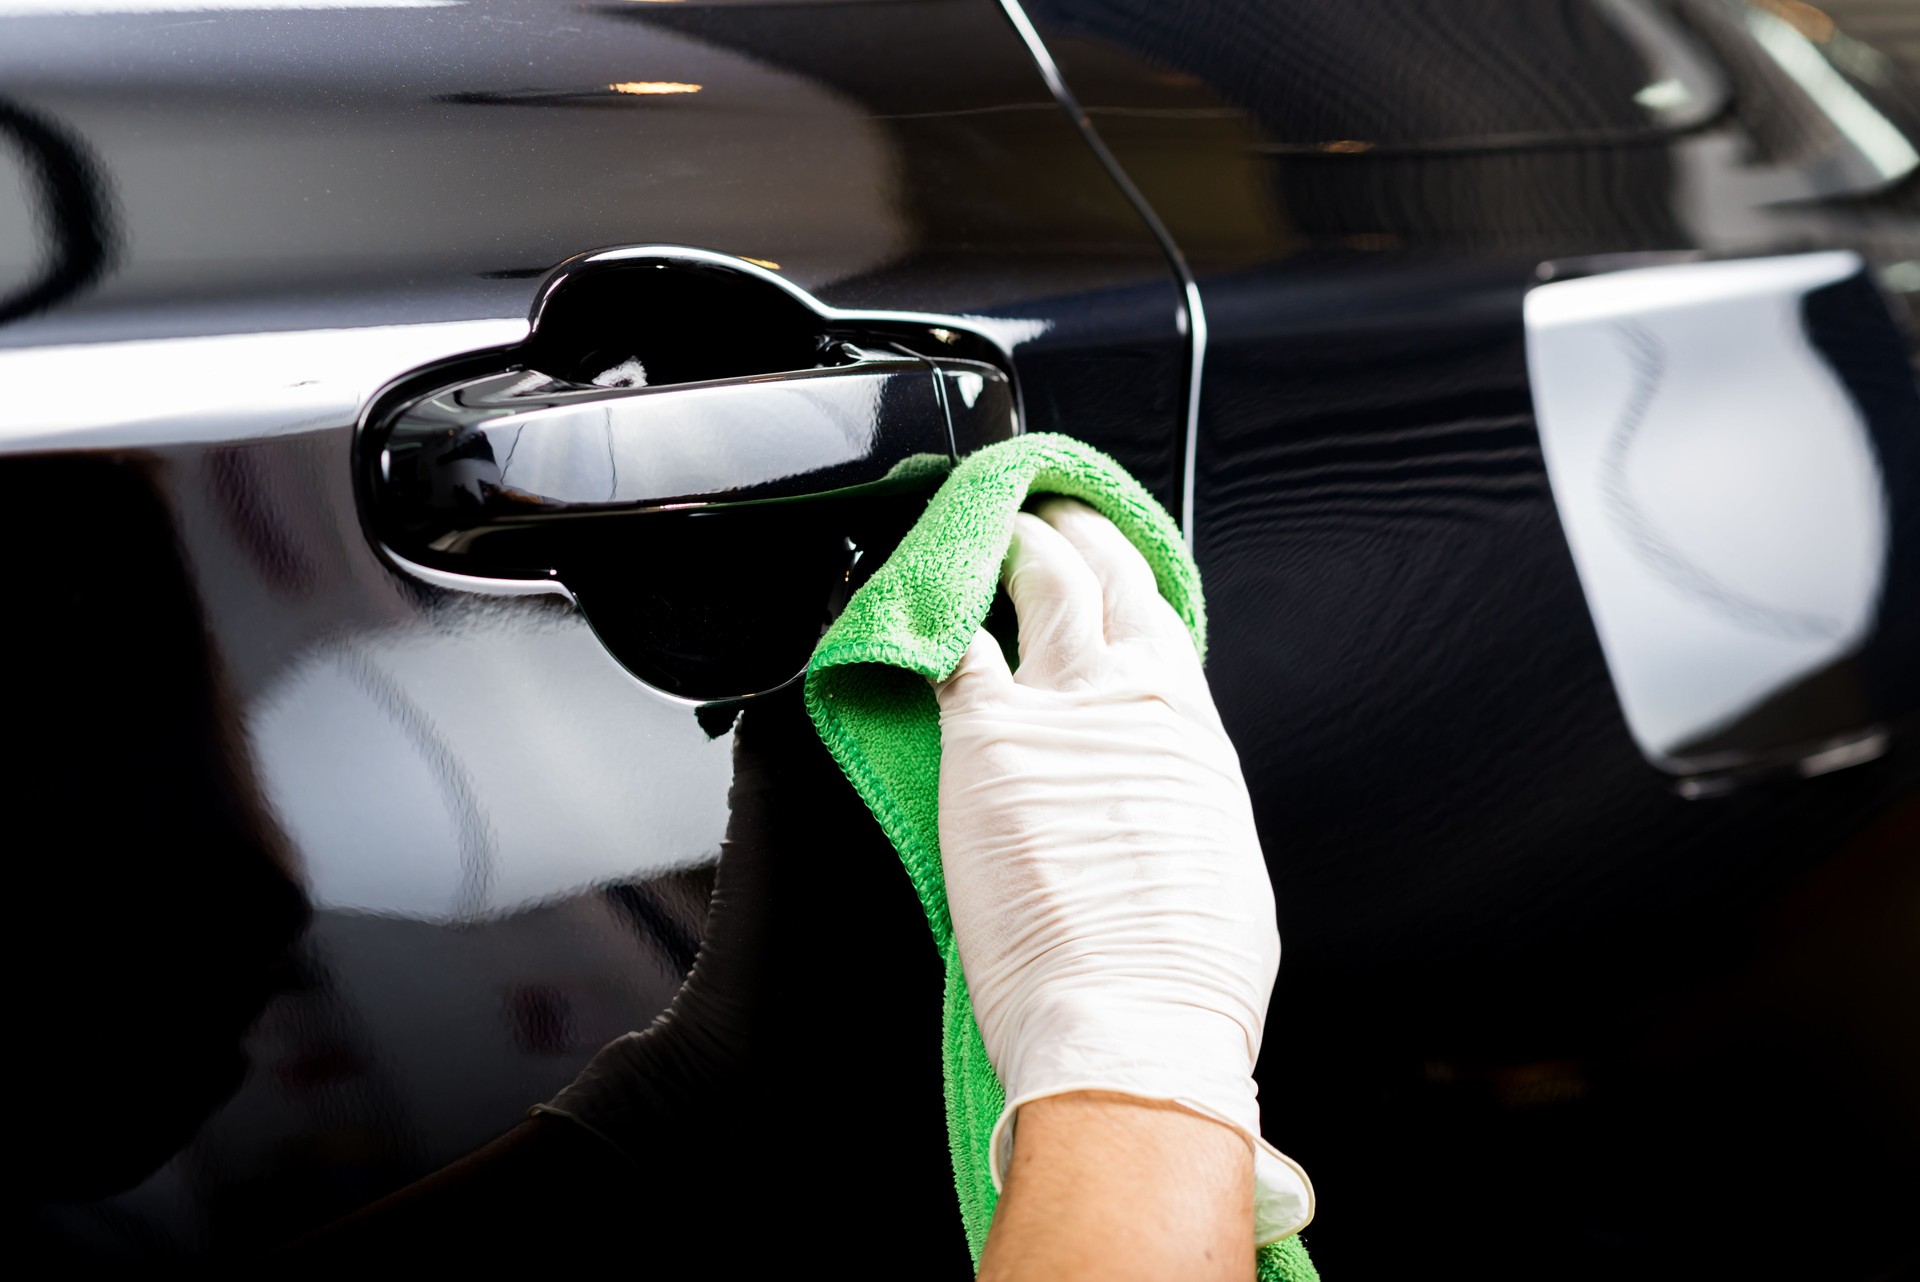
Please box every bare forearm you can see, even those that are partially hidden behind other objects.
[977,1092,1255,1282]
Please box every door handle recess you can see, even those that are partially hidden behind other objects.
[359,249,1018,700]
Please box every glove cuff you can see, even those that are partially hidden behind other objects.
[532,1030,674,1162]
[987,1084,1314,1244]
[525,1102,641,1169]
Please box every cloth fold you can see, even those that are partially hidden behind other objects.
[804,433,1317,1281]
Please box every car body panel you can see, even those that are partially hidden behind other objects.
[1024,1,1919,1274]
[5,1,1177,1265]
[6,0,1917,1274]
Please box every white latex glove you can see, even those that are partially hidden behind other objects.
[934,497,1313,1244]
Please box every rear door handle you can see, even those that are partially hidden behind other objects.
[357,248,1019,700]
[375,348,1012,561]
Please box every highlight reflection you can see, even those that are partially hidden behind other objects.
[1527,252,1901,777]
[609,81,702,95]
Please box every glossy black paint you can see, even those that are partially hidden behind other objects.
[0,94,115,327]
[1026,1,1919,1276]
[383,361,953,519]
[367,252,1018,698]
[0,0,1187,492]
[10,455,309,1203]
[3,1,1176,1268]
[2,0,1916,1276]
[1804,262,1920,720]
[1526,251,1919,783]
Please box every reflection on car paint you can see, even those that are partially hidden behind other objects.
[3,0,1915,1270]
[0,320,529,454]
[252,615,736,919]
[2,0,1183,1263]
[1527,252,1915,783]
[1018,2,1920,1277]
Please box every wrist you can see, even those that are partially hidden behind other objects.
[982,999,1315,1247]
[981,1092,1255,1282]
[1015,1091,1257,1159]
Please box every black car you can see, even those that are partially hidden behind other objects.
[7,1,1917,1275]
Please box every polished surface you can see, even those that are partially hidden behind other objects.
[9,456,310,1205]
[371,254,1017,552]
[5,0,1917,1272]
[367,251,1020,699]
[1022,1,1920,1277]
[3,0,1175,1266]
[1527,251,1912,781]
[0,0,1184,490]
[383,360,957,532]
[1026,0,1920,273]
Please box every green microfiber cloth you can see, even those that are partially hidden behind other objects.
[804,432,1318,1281]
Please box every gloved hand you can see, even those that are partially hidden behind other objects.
[934,497,1312,1242]
[531,709,797,1156]
[530,698,969,1256]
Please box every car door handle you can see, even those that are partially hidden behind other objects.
[374,348,1012,560]
[357,248,1019,701]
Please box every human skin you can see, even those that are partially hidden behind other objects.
[977,1091,1255,1282]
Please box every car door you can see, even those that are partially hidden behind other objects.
[11,1,1918,1274]
[1019,1,1920,1277]
[4,1,1186,1268]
